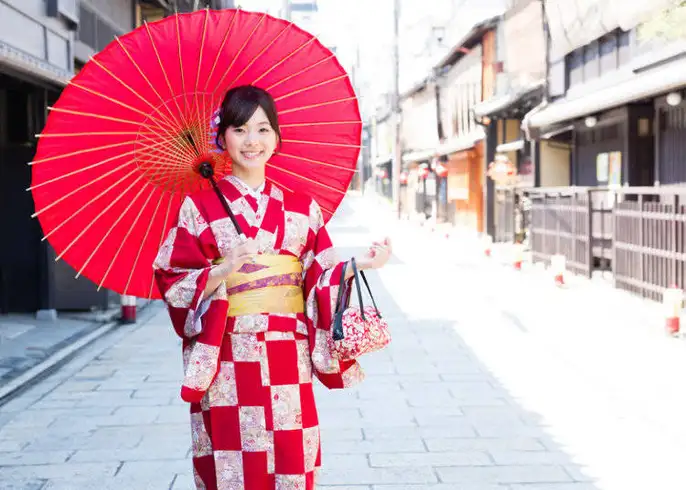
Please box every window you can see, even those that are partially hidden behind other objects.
[583,41,599,80]
[618,30,631,66]
[77,6,96,48]
[599,33,617,75]
[47,0,79,28]
[567,49,584,88]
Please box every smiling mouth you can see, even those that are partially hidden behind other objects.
[241,151,264,160]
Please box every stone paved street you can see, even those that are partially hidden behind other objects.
[2,194,686,489]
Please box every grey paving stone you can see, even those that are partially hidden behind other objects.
[371,485,505,490]
[320,408,362,423]
[115,459,191,479]
[0,479,47,490]
[319,428,365,442]
[436,465,573,484]
[321,453,370,469]
[0,450,71,465]
[509,485,600,490]
[49,381,101,393]
[318,466,439,485]
[24,400,81,411]
[0,462,119,480]
[131,388,176,400]
[414,413,472,427]
[319,487,371,490]
[0,440,26,452]
[42,476,174,490]
[153,406,189,424]
[424,437,546,452]
[69,443,189,462]
[364,425,477,440]
[325,438,427,454]
[0,411,58,429]
[407,406,465,419]
[23,433,95,452]
[370,450,493,467]
[473,423,549,438]
[488,450,573,466]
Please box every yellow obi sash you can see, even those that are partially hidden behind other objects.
[213,254,304,317]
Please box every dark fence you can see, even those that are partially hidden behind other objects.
[527,188,595,277]
[494,187,515,242]
[517,185,686,301]
[613,187,686,301]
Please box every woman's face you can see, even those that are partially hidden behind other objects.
[222,106,278,172]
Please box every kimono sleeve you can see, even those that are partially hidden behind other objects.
[302,198,364,390]
[153,196,227,339]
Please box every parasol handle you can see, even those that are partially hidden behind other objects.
[198,162,244,237]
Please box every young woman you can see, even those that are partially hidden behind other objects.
[154,85,391,490]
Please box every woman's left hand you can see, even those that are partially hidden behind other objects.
[357,237,392,270]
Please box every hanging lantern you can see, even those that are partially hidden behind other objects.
[417,164,430,179]
[435,162,448,178]
[487,154,518,185]
[399,171,409,185]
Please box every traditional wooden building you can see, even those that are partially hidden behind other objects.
[371,110,394,200]
[519,0,686,300]
[0,0,206,316]
[399,78,440,220]
[431,17,499,233]
[473,0,548,243]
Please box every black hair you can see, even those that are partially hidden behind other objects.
[215,85,281,150]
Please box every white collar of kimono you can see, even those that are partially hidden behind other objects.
[227,175,265,199]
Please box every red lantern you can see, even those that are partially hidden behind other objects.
[487,154,517,185]
[399,171,409,185]
[435,162,448,178]
[418,165,429,179]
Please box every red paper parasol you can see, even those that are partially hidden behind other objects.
[30,9,362,300]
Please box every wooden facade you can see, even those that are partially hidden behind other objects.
[448,143,484,231]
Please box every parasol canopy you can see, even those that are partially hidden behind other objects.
[31,8,362,300]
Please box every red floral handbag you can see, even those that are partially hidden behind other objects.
[330,258,391,361]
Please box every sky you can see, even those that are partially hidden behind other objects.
[236,0,507,118]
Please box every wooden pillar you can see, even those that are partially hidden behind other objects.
[483,122,497,237]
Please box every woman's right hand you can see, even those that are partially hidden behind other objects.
[214,239,259,279]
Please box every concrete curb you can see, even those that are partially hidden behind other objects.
[0,302,155,405]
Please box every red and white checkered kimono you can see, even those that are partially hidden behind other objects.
[154,175,364,490]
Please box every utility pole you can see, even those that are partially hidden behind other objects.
[282,0,291,20]
[391,0,402,218]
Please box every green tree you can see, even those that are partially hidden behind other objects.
[639,0,686,41]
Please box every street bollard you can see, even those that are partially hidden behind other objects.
[482,235,493,257]
[512,243,524,271]
[120,295,137,324]
[551,254,566,286]
[662,285,682,336]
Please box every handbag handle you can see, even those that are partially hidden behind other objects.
[333,261,350,341]
[334,260,350,315]
[350,258,382,321]
[332,259,383,341]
